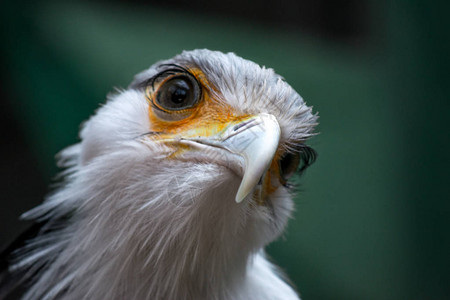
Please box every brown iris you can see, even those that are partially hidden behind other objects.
[155,75,200,111]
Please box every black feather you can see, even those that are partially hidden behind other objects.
[0,212,74,299]
[0,222,45,299]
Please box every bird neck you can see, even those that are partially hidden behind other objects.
[131,185,255,299]
[68,176,257,299]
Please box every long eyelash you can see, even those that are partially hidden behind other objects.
[135,64,191,91]
[297,145,317,176]
[143,65,203,120]
[149,69,180,91]
[149,64,198,92]
[281,145,317,190]
[158,63,191,74]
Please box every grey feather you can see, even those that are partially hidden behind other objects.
[1,49,318,300]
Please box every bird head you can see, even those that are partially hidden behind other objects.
[18,49,317,299]
[74,49,317,251]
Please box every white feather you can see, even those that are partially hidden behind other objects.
[11,49,317,299]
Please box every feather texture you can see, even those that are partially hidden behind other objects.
[1,49,317,299]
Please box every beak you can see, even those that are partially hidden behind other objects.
[180,113,281,203]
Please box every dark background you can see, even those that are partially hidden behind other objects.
[1,0,449,299]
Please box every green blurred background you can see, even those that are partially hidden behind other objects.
[0,0,449,299]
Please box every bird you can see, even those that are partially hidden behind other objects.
[0,49,318,300]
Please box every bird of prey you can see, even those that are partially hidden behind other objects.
[0,49,318,300]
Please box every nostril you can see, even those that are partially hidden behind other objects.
[257,175,263,185]
[233,119,255,132]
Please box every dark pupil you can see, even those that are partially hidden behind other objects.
[157,77,196,110]
[280,153,293,174]
[168,81,189,104]
[279,152,300,179]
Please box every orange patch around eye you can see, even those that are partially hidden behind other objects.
[147,68,250,138]
[266,154,283,191]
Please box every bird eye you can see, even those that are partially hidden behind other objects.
[279,146,317,182]
[279,152,301,181]
[155,75,200,111]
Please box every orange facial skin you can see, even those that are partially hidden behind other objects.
[145,67,285,204]
[254,152,285,205]
[146,67,251,140]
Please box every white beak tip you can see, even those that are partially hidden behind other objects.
[235,191,247,203]
[206,113,280,204]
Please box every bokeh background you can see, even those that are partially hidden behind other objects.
[1,0,449,299]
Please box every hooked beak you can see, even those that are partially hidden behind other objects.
[180,113,281,203]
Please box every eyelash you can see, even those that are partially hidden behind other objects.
[297,145,317,175]
[149,64,193,89]
[144,65,203,120]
